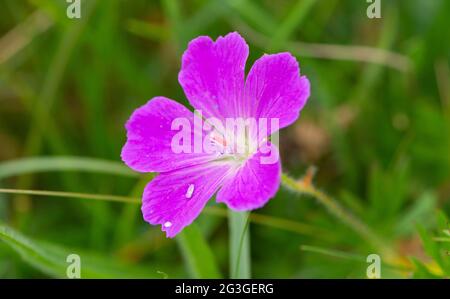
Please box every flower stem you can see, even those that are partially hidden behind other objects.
[229,210,251,278]
[281,173,398,260]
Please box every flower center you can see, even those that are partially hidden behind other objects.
[208,126,258,165]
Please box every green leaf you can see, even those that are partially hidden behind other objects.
[0,224,159,278]
[417,224,449,275]
[395,191,436,236]
[436,211,449,235]
[410,258,441,279]
[176,224,222,278]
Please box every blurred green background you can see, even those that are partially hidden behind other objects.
[0,0,449,278]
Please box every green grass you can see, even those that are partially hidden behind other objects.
[0,0,449,278]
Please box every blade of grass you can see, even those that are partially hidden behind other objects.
[0,224,159,278]
[0,10,53,64]
[0,188,139,204]
[0,156,138,180]
[176,224,222,278]
[301,244,365,262]
[161,0,184,54]
[268,0,317,52]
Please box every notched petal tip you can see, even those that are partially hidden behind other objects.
[244,50,310,132]
[178,31,249,120]
[216,31,248,46]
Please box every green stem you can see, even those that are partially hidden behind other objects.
[0,188,139,204]
[229,210,251,278]
[281,173,398,260]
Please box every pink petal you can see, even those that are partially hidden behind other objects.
[244,53,310,134]
[216,145,281,211]
[178,32,249,120]
[142,163,234,237]
[121,96,215,173]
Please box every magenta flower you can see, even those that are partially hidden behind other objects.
[121,32,310,237]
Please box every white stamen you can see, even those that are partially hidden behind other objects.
[185,184,195,199]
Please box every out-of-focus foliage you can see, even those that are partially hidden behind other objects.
[0,0,449,278]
